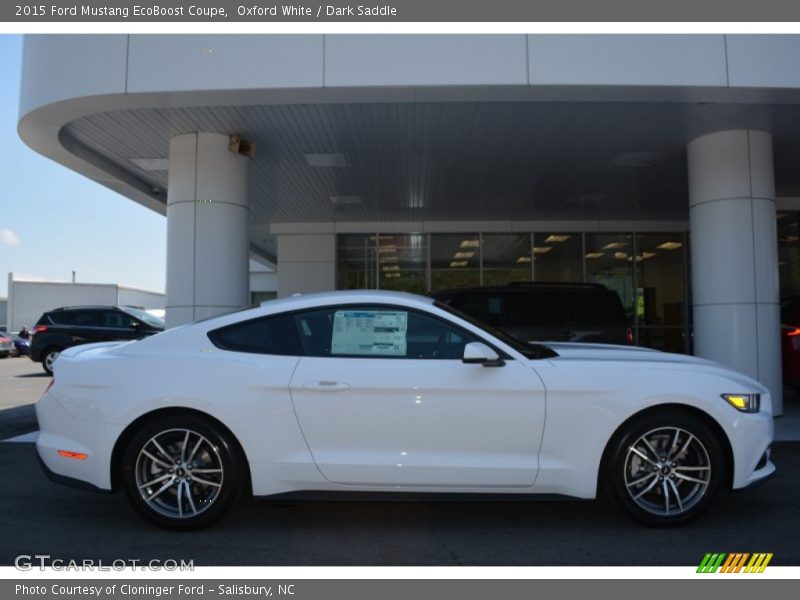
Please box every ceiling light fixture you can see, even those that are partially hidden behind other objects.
[450,261,468,268]
[545,235,570,243]
[602,242,627,250]
[453,251,475,259]
[585,252,605,259]
[656,242,682,250]
[305,153,350,168]
[330,195,362,205]
[460,240,480,249]
[532,246,552,254]
[516,257,532,264]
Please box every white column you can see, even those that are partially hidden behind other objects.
[166,133,250,328]
[688,129,782,415]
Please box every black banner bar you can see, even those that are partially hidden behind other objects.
[2,579,797,600]
[5,0,800,22]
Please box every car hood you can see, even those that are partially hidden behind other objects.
[541,341,709,365]
[539,341,768,392]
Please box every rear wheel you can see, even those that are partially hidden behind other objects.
[42,347,62,375]
[121,415,244,530]
[604,409,725,526]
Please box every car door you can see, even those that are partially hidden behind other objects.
[288,304,546,488]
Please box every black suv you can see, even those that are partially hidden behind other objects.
[30,306,165,375]
[432,282,629,345]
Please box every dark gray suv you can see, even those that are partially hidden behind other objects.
[30,306,164,375]
[432,282,629,345]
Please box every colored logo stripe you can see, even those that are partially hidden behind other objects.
[697,553,726,573]
[745,553,773,573]
[697,553,773,573]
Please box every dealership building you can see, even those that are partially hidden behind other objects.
[18,34,800,415]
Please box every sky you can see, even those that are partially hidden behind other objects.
[0,35,166,297]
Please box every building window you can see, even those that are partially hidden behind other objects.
[482,233,532,286]
[584,233,635,326]
[532,233,583,282]
[430,233,480,291]
[634,233,688,354]
[336,234,377,290]
[778,211,800,297]
[334,230,693,354]
[378,234,427,294]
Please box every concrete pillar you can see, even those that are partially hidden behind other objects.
[276,234,336,298]
[688,129,782,415]
[166,132,250,327]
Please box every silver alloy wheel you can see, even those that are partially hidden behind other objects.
[624,426,711,516]
[135,428,224,519]
[44,350,60,372]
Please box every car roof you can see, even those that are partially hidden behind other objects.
[261,290,435,310]
[47,305,122,312]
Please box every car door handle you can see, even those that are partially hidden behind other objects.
[303,381,351,392]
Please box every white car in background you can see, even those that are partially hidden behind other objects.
[35,291,775,529]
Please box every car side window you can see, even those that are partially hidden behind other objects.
[51,310,100,327]
[103,310,133,328]
[208,313,303,356]
[293,305,479,360]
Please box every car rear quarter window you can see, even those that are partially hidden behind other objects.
[208,314,302,356]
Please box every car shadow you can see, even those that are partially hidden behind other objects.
[0,404,37,439]
[14,372,48,378]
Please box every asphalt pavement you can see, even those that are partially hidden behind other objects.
[0,438,796,566]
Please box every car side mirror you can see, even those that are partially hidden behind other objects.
[462,342,505,367]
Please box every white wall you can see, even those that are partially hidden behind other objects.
[117,287,166,310]
[7,278,166,332]
[277,234,335,298]
[8,281,118,331]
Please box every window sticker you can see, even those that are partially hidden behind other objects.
[331,310,408,356]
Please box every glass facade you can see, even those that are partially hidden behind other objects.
[778,211,800,297]
[430,233,481,290]
[336,231,690,353]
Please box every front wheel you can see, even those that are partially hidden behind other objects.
[121,415,245,530]
[604,410,726,526]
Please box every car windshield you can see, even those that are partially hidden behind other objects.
[434,300,557,360]
[121,307,165,329]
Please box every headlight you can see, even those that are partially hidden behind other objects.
[721,393,760,413]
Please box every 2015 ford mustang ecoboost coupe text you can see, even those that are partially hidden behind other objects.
[35,291,775,529]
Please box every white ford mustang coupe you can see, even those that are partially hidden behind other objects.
[36,290,774,529]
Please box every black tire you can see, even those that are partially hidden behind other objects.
[41,347,63,375]
[603,409,726,526]
[121,414,245,530]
